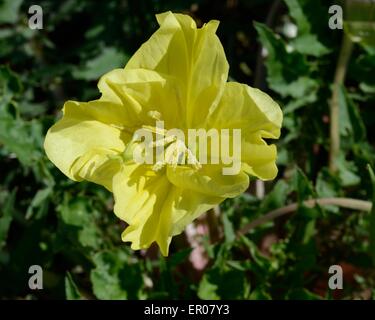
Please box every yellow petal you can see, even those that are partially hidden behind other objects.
[96,68,144,128]
[207,82,282,138]
[112,164,171,255]
[125,11,229,128]
[112,163,223,256]
[44,100,127,189]
[167,164,249,198]
[70,148,122,191]
[99,67,181,128]
[207,82,283,180]
[241,137,279,180]
[168,187,224,237]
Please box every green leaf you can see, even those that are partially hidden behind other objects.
[315,169,339,213]
[283,77,319,113]
[360,82,375,94]
[338,85,352,137]
[345,91,367,141]
[58,195,102,249]
[336,154,361,187]
[25,188,52,220]
[0,67,41,166]
[90,250,143,300]
[0,65,42,166]
[284,0,311,34]
[59,196,90,227]
[0,0,23,24]
[254,22,312,97]
[91,251,129,300]
[240,236,272,272]
[198,267,249,300]
[0,66,22,101]
[337,85,366,145]
[65,272,83,300]
[316,169,338,198]
[168,248,192,268]
[78,226,102,249]
[222,213,235,243]
[73,47,127,80]
[260,180,290,212]
[291,34,330,57]
[284,0,329,56]
[292,167,315,202]
[0,116,42,165]
[197,272,219,300]
[285,76,319,98]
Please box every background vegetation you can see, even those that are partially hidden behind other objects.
[1,0,375,299]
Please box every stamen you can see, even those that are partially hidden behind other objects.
[132,121,202,171]
[142,125,167,136]
[148,135,176,148]
[152,161,165,172]
[147,110,162,121]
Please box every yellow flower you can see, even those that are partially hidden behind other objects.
[44,11,282,256]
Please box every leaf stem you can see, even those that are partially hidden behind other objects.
[237,197,372,237]
[329,33,354,172]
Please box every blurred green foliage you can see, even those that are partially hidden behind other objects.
[0,0,375,300]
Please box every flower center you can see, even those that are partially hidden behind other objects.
[141,124,201,172]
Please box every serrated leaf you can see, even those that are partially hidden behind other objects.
[284,0,329,56]
[58,195,102,249]
[59,197,90,227]
[254,22,311,96]
[90,250,143,300]
[291,34,329,57]
[73,48,128,80]
[78,225,102,249]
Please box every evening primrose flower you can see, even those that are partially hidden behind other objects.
[44,11,282,256]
